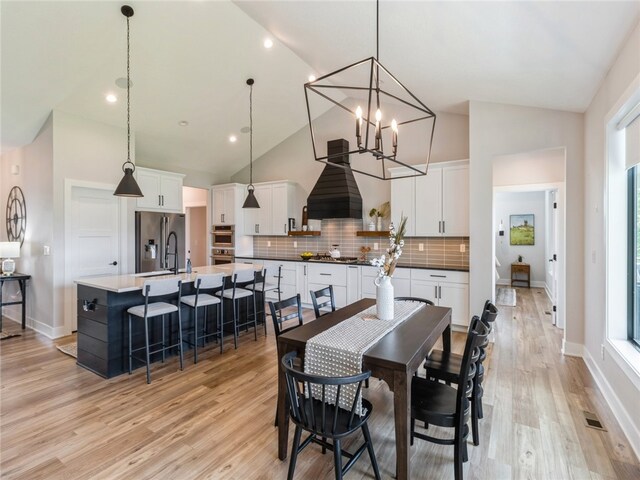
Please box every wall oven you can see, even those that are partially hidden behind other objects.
[211,248,234,265]
[212,225,234,247]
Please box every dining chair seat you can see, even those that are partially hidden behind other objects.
[180,293,221,308]
[128,302,178,318]
[412,378,461,428]
[215,288,253,300]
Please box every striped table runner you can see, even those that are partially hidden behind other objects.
[304,300,425,415]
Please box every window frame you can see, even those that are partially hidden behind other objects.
[628,166,640,350]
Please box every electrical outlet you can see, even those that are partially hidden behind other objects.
[43,245,51,256]
[267,241,271,247]
[460,244,466,253]
[600,344,605,360]
[419,243,424,252]
[293,241,297,248]
[374,243,379,250]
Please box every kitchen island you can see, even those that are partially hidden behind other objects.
[74,263,260,378]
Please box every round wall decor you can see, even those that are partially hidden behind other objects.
[6,186,26,246]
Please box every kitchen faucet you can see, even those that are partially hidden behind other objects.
[165,230,179,273]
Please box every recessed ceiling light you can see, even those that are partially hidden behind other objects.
[263,38,273,49]
[105,93,117,103]
[229,135,237,143]
[308,75,316,82]
[178,120,189,126]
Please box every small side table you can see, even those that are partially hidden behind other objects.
[0,273,31,330]
[511,263,530,288]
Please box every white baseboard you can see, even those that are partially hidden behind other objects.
[531,280,546,288]
[562,339,584,357]
[496,279,545,288]
[583,348,640,461]
[2,311,67,339]
[496,279,510,286]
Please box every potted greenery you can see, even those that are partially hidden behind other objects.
[369,202,390,231]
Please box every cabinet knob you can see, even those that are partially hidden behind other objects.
[109,261,118,266]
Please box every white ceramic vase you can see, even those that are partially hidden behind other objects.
[374,276,394,320]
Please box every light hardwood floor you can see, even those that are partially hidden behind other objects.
[1,288,639,479]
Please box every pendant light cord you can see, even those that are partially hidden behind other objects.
[249,82,253,188]
[126,15,131,164]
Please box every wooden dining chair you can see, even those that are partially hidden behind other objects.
[411,317,489,480]
[281,351,381,480]
[310,285,336,319]
[423,301,498,445]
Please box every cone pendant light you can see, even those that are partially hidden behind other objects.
[243,78,259,208]
[114,5,143,197]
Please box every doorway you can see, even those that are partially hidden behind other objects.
[183,186,208,267]
[492,147,566,333]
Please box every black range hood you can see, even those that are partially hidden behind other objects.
[307,139,363,220]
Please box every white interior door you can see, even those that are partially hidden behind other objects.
[65,185,121,332]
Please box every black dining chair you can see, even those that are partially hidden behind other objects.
[411,317,489,480]
[268,294,304,337]
[395,296,435,306]
[423,301,498,445]
[281,351,381,480]
[310,285,336,319]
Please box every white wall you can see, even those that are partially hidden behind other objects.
[584,21,640,455]
[0,116,55,335]
[230,105,469,220]
[494,191,546,285]
[469,101,583,348]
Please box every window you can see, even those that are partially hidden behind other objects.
[626,106,640,349]
[628,166,640,348]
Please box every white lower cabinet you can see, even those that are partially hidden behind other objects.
[307,264,348,308]
[410,269,469,327]
[346,265,360,305]
[296,263,310,304]
[361,266,411,299]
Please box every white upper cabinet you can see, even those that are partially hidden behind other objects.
[390,174,416,236]
[390,161,468,237]
[210,183,245,231]
[244,181,302,236]
[135,167,185,213]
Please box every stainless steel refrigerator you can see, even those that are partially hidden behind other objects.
[135,211,186,273]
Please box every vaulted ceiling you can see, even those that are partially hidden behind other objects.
[2,1,639,179]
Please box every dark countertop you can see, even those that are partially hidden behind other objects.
[235,255,469,272]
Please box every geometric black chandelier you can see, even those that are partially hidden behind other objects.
[304,0,436,180]
[114,5,143,197]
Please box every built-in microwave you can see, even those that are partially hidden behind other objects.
[212,225,234,247]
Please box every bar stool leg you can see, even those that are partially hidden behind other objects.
[194,305,199,364]
[177,308,184,371]
[232,298,239,349]
[144,315,151,384]
[128,314,133,375]
[252,291,258,341]
[219,302,224,354]
[161,314,166,363]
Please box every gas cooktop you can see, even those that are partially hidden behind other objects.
[308,256,359,264]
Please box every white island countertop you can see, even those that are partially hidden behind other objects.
[74,263,260,294]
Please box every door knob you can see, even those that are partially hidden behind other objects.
[110,261,118,266]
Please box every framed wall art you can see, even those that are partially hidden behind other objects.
[510,214,534,246]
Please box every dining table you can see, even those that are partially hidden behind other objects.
[276,298,452,480]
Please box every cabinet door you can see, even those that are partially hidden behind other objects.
[346,265,360,305]
[296,263,310,304]
[308,282,346,309]
[222,187,236,225]
[160,175,183,211]
[135,170,162,210]
[391,176,415,236]
[410,280,439,305]
[441,166,469,236]
[212,188,226,224]
[255,185,272,235]
[271,184,289,236]
[439,282,469,327]
[415,168,442,236]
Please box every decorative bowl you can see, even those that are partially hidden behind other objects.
[300,253,313,261]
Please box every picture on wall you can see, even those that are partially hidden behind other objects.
[510,214,535,245]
